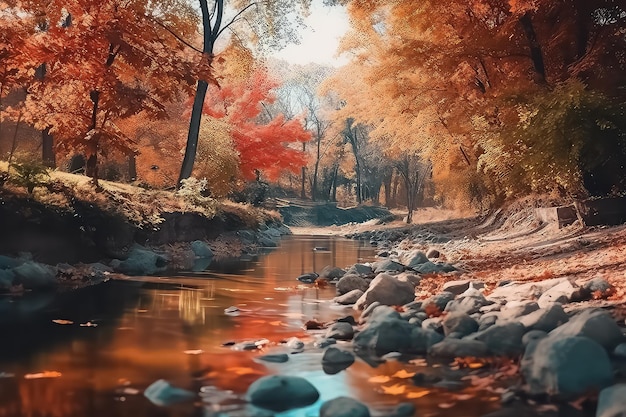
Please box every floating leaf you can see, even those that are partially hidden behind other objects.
[438,402,456,409]
[381,384,406,395]
[52,319,73,325]
[183,350,204,355]
[80,321,98,327]
[392,369,416,379]
[406,390,430,399]
[453,394,475,401]
[368,375,391,383]
[24,371,62,379]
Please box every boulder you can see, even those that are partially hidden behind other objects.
[414,261,456,274]
[0,269,15,291]
[613,343,626,358]
[583,277,614,299]
[390,402,416,417]
[354,273,416,311]
[346,263,374,277]
[596,384,626,417]
[144,379,195,406]
[537,279,580,308]
[521,336,613,398]
[257,230,279,247]
[499,301,540,322]
[358,301,383,324]
[429,338,490,359]
[0,255,21,270]
[190,240,213,258]
[422,292,455,315]
[522,330,547,348]
[12,261,57,290]
[549,309,624,351]
[256,354,289,363]
[322,348,355,374]
[421,317,444,333]
[443,312,479,337]
[336,274,370,295]
[445,296,488,315]
[442,280,485,296]
[320,397,370,417]
[246,376,319,412]
[426,249,440,259]
[401,250,428,268]
[518,303,569,332]
[112,245,169,276]
[373,259,405,274]
[408,327,445,353]
[325,322,354,341]
[488,278,570,303]
[334,289,364,305]
[466,322,526,356]
[320,266,347,280]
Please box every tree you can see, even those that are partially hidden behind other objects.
[394,153,431,223]
[177,0,313,185]
[201,67,310,182]
[16,0,199,185]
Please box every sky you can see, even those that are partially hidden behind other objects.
[271,1,351,67]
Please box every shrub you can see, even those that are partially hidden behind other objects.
[9,159,50,194]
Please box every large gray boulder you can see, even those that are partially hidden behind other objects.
[325,322,354,341]
[442,280,485,296]
[443,312,479,337]
[537,279,580,308]
[12,261,57,290]
[465,322,526,356]
[499,301,540,322]
[336,274,369,295]
[354,273,416,310]
[549,309,624,351]
[421,292,455,315]
[112,245,169,276]
[445,295,489,315]
[373,259,405,274]
[429,338,490,359]
[320,397,370,417]
[401,250,428,269]
[596,384,626,417]
[320,266,347,280]
[334,289,364,305]
[346,263,374,277]
[190,240,213,258]
[488,278,570,303]
[518,303,569,332]
[246,375,319,412]
[414,261,456,274]
[521,336,613,398]
[322,348,355,374]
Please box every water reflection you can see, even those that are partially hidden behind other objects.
[0,236,500,417]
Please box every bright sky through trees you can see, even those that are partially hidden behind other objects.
[272,0,349,66]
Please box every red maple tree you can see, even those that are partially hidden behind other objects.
[202,68,310,181]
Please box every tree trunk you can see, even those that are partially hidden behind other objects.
[42,128,55,168]
[520,12,547,83]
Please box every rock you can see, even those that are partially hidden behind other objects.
[320,396,370,417]
[429,338,490,359]
[358,301,382,323]
[0,255,21,270]
[488,278,570,303]
[499,301,540,322]
[325,322,354,341]
[257,230,279,247]
[409,327,445,353]
[390,402,415,417]
[537,279,580,308]
[334,289,364,305]
[346,263,374,277]
[596,384,626,417]
[583,277,614,299]
[246,375,319,412]
[401,250,428,268]
[466,322,526,356]
[113,245,168,276]
[12,261,57,290]
[518,303,569,332]
[315,338,337,348]
[285,337,305,351]
[0,269,15,291]
[421,317,444,333]
[613,343,626,358]
[442,280,485,296]
[414,261,456,274]
[297,273,319,284]
[336,274,370,295]
[521,336,613,398]
[256,354,289,363]
[320,266,347,280]
[522,330,547,347]
[444,296,488,315]
[373,259,405,274]
[336,315,357,326]
[549,309,624,351]
[190,240,213,258]
[322,348,355,374]
[144,379,195,406]
[396,272,422,287]
[426,249,440,259]
[422,292,455,315]
[443,312,479,337]
[354,273,416,311]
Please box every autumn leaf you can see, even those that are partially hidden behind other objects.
[368,375,391,383]
[381,384,406,395]
[406,390,431,399]
[392,369,416,379]
[52,319,73,325]
[24,371,62,379]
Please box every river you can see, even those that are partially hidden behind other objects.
[0,235,499,417]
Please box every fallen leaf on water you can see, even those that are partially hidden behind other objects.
[368,375,391,384]
[438,402,456,409]
[381,384,406,395]
[227,367,263,376]
[25,371,62,379]
[453,394,475,401]
[137,309,148,313]
[52,319,73,325]
[80,322,98,327]
[392,369,416,379]
[183,350,204,355]
[406,390,430,399]
[467,362,485,369]
[268,321,284,326]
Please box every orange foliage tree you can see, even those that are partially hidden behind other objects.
[11,0,200,185]
[201,68,310,182]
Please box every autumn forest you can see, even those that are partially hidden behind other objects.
[1,0,626,217]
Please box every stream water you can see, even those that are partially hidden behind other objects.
[0,235,500,417]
